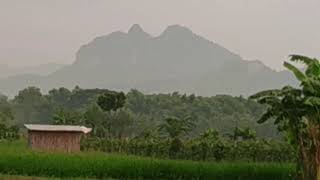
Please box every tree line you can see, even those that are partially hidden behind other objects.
[0,86,278,140]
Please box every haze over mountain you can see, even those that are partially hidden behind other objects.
[0,25,297,97]
[0,63,65,78]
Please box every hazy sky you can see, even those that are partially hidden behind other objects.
[0,0,319,70]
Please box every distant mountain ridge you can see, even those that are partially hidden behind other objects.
[0,63,65,78]
[0,24,297,97]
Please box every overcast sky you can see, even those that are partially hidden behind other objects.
[0,0,319,70]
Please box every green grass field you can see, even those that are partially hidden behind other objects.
[0,175,49,180]
[0,175,98,180]
[0,141,296,180]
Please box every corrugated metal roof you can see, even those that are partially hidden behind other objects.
[24,124,92,134]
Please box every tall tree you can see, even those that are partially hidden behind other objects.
[97,91,126,112]
[13,87,48,124]
[96,90,128,138]
[47,87,72,108]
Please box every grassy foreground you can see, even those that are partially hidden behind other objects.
[0,174,97,180]
[0,141,296,180]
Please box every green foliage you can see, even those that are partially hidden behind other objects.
[0,98,19,140]
[159,116,195,139]
[2,85,275,139]
[1,86,275,139]
[105,108,135,138]
[97,91,126,112]
[52,108,83,125]
[47,88,72,108]
[13,87,50,124]
[0,141,296,180]
[232,127,257,141]
[82,136,296,163]
[283,62,306,81]
[0,174,96,180]
[158,116,196,158]
[197,129,224,161]
[125,91,274,138]
[250,55,320,180]
[0,125,19,141]
[47,87,111,112]
[83,104,106,137]
[0,84,299,179]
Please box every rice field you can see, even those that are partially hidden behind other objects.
[0,175,98,180]
[0,141,296,180]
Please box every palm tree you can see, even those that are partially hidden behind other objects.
[250,55,320,180]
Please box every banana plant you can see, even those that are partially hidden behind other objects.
[53,108,82,125]
[250,55,320,180]
[158,116,195,157]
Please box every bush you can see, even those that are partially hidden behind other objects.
[0,125,19,141]
[81,137,296,163]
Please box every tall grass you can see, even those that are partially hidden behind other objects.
[0,141,296,180]
[0,174,98,180]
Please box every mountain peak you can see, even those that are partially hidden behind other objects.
[129,24,143,33]
[161,25,194,37]
[128,24,150,38]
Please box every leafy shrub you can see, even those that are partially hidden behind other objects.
[81,137,296,163]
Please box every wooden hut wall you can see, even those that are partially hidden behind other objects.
[28,131,82,152]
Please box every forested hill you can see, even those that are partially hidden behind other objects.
[0,24,297,97]
[0,87,278,138]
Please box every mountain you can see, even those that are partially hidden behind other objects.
[0,24,298,97]
[0,63,65,78]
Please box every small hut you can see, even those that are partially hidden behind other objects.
[24,124,92,152]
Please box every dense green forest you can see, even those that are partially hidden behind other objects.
[0,86,296,165]
[0,86,291,163]
[0,86,278,139]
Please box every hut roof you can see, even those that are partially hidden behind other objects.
[24,124,92,134]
